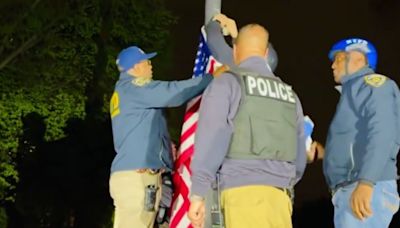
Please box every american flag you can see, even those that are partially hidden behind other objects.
[170,27,219,228]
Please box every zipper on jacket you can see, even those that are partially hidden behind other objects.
[347,143,355,181]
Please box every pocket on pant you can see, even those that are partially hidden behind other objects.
[109,172,144,202]
[331,190,343,208]
[225,193,264,207]
[331,183,356,208]
[331,191,338,207]
[381,187,400,214]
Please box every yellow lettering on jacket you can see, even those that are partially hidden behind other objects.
[110,92,120,118]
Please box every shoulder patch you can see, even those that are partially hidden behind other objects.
[364,74,386,87]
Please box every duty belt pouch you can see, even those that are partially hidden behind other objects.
[211,173,225,228]
[144,185,158,211]
[211,204,224,227]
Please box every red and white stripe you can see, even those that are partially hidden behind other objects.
[170,56,219,228]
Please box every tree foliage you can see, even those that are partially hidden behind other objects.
[0,0,175,225]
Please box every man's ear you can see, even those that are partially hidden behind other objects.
[128,63,140,76]
[352,52,368,68]
[265,47,269,59]
[133,63,142,73]
[233,44,238,63]
[362,54,369,67]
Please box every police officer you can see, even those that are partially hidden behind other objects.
[199,15,283,228]
[109,46,215,228]
[188,23,306,228]
[323,38,400,227]
[207,13,320,164]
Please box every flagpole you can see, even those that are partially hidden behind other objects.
[205,0,221,25]
[169,2,223,228]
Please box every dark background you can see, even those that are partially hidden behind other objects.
[165,0,400,227]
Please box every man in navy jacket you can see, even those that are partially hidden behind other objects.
[324,38,400,227]
[109,46,213,228]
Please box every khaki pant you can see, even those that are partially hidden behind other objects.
[110,170,162,228]
[221,185,292,228]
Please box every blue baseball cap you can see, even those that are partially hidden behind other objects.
[116,46,157,72]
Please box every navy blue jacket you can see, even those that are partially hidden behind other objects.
[110,73,212,173]
[323,67,400,189]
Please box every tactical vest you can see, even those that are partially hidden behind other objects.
[227,67,297,162]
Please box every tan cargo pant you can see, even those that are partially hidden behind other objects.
[110,170,162,228]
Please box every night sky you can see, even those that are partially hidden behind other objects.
[165,0,400,208]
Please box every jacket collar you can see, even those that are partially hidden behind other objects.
[340,67,375,84]
[238,56,274,76]
[118,72,152,86]
[119,72,134,81]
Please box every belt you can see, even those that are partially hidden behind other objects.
[136,168,163,175]
[330,181,355,196]
[275,187,292,199]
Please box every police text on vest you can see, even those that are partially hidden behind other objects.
[244,75,296,103]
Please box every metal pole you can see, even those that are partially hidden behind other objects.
[205,0,221,25]
[205,2,223,228]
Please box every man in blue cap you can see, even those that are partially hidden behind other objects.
[109,45,216,228]
[324,38,400,227]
